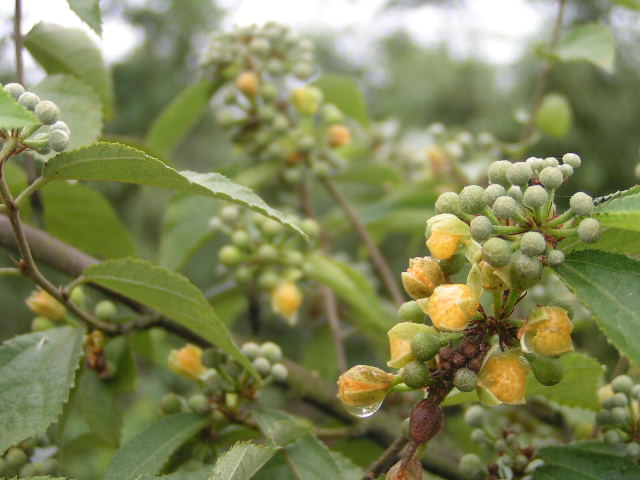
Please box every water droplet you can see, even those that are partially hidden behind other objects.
[343,400,383,418]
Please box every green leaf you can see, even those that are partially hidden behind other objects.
[0,327,84,453]
[610,0,640,10]
[252,409,314,447]
[33,74,103,155]
[534,442,640,479]
[593,192,640,232]
[536,93,572,137]
[0,87,40,129]
[41,182,135,258]
[555,23,616,73]
[302,324,338,381]
[103,413,208,480]
[105,335,137,394]
[560,227,640,255]
[66,0,102,34]
[80,258,257,376]
[313,74,369,126]
[159,194,218,271]
[25,22,114,117]
[146,80,221,157]
[78,368,122,447]
[137,468,212,480]
[211,441,277,480]
[43,142,306,238]
[554,250,640,366]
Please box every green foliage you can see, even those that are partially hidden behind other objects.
[77,369,122,447]
[555,23,616,73]
[610,0,640,9]
[536,93,572,137]
[313,74,369,126]
[66,0,102,35]
[211,442,277,480]
[0,327,84,453]
[252,409,315,447]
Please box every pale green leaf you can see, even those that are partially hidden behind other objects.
[80,258,257,376]
[78,368,122,447]
[560,227,640,255]
[0,87,40,129]
[252,409,314,447]
[146,80,221,157]
[104,414,208,480]
[554,250,640,365]
[536,93,572,137]
[0,327,84,453]
[41,181,135,258]
[593,192,640,232]
[66,0,102,35]
[313,74,369,126]
[555,23,616,73]
[43,142,306,238]
[210,441,277,480]
[25,22,114,117]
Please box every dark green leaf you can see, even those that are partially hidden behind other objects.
[136,467,212,480]
[66,0,102,34]
[536,93,572,137]
[25,22,114,117]
[211,441,277,480]
[0,87,40,129]
[555,23,616,73]
[78,368,122,447]
[0,327,84,453]
[103,414,208,480]
[313,74,369,126]
[252,409,314,447]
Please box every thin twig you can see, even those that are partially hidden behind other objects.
[365,436,408,479]
[321,177,404,306]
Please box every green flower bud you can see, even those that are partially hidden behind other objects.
[160,392,184,414]
[570,192,593,216]
[31,315,55,332]
[39,458,59,475]
[526,156,545,172]
[492,195,517,219]
[220,205,240,223]
[401,360,431,389]
[260,341,282,363]
[508,185,523,202]
[261,218,284,236]
[95,300,117,322]
[253,356,272,377]
[271,113,289,133]
[611,406,629,425]
[398,300,425,323]
[459,185,487,214]
[410,331,443,361]
[234,265,252,284]
[631,384,640,400]
[284,250,304,267]
[510,252,542,288]
[435,191,461,215]
[464,405,485,427]
[219,245,243,266]
[539,166,563,189]
[188,394,210,414]
[562,152,581,168]
[454,368,478,392]
[514,454,529,471]
[482,238,511,267]
[625,443,640,458]
[266,58,284,75]
[488,160,511,186]
[241,341,261,359]
[18,91,40,110]
[470,216,493,242]
[231,230,252,249]
[547,249,565,266]
[291,86,323,115]
[300,218,320,237]
[559,163,573,179]
[605,429,622,444]
[258,270,279,290]
[34,100,60,125]
[271,362,288,381]
[439,252,466,275]
[292,62,315,80]
[260,82,278,101]
[321,104,344,124]
[507,162,532,185]
[257,244,278,263]
[596,409,612,425]
[69,286,85,308]
[19,463,37,478]
[4,82,25,99]
[526,352,563,386]
[612,375,633,394]
[544,156,559,168]
[523,185,548,208]
[520,231,546,257]
[612,392,629,407]
[49,128,70,152]
[249,37,270,53]
[494,439,508,453]
[577,218,601,243]
[470,428,487,443]
[485,184,505,205]
[459,453,484,479]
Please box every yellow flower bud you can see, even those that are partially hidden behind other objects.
[427,284,478,332]
[168,344,207,381]
[479,260,510,292]
[271,281,302,325]
[337,365,394,414]
[25,289,65,321]
[520,306,573,357]
[326,124,351,147]
[426,145,450,177]
[291,86,323,115]
[387,322,436,368]
[235,71,260,97]
[477,349,530,405]
[401,256,444,299]
[425,214,471,260]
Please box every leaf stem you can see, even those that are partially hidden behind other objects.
[545,209,575,228]
[14,176,50,208]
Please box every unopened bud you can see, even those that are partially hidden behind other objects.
[488,160,511,186]
[26,289,65,321]
[402,360,431,389]
[291,86,323,115]
[492,195,517,219]
[387,322,435,368]
[562,152,581,168]
[520,231,546,257]
[428,284,478,331]
[482,237,511,267]
[577,218,601,243]
[470,216,493,242]
[34,100,60,125]
[401,256,444,299]
[398,300,425,323]
[337,365,394,410]
[425,214,471,260]
[526,352,564,386]
[235,71,260,97]
[326,124,351,147]
[168,344,207,380]
[459,185,487,214]
[539,166,563,189]
[18,91,40,111]
[485,184,505,205]
[477,349,530,405]
[570,192,593,216]
[435,191,461,215]
[271,281,302,325]
[523,185,548,208]
[521,306,573,356]
[454,368,478,392]
[507,162,532,186]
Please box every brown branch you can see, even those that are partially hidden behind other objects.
[365,436,408,479]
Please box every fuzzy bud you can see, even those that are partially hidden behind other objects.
[470,216,493,242]
[260,341,282,363]
[235,71,260,97]
[49,128,70,152]
[34,100,60,125]
[459,185,487,214]
[401,256,444,299]
[160,392,184,414]
[241,342,261,359]
[219,245,242,266]
[612,375,634,394]
[271,362,288,381]
[402,360,431,389]
[570,192,594,216]
[508,185,523,202]
[544,157,559,168]
[479,261,510,292]
[547,249,565,266]
[387,322,435,368]
[523,185,548,208]
[435,191,461,215]
[95,300,117,322]
[271,281,302,325]
[454,368,478,392]
[526,352,564,386]
[488,160,511,186]
[4,82,25,99]
[459,453,484,479]
[477,349,530,405]
[410,330,444,361]
[492,195,517,219]
[18,91,40,111]
[337,365,394,410]
[526,156,545,172]
[521,306,573,356]
[510,252,542,289]
[562,152,581,168]
[539,166,563,189]
[253,357,272,377]
[507,162,532,186]
[577,218,601,243]
[482,237,511,267]
[520,231,546,257]
[559,163,574,179]
[291,86,323,115]
[168,344,207,380]
[485,184,505,205]
[26,289,65,321]
[425,214,471,260]
[464,405,485,427]
[428,284,478,331]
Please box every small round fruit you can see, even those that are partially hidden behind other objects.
[401,360,431,389]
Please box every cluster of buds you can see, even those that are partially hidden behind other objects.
[211,205,317,325]
[0,433,60,478]
[1,82,70,155]
[200,24,353,184]
[596,375,640,459]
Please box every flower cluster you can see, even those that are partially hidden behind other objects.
[596,374,640,458]
[0,433,60,478]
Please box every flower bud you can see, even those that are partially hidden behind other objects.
[95,300,117,322]
[523,185,548,208]
[509,252,542,289]
[526,352,564,386]
[458,453,484,479]
[410,330,445,361]
[482,237,510,267]
[485,184,505,206]
[520,231,546,257]
[562,152,581,168]
[570,192,593,216]
[544,156,559,168]
[5,447,28,469]
[26,289,65,321]
[271,281,302,325]
[398,300,425,323]
[612,375,634,394]
[488,160,511,186]
[577,218,601,243]
[439,252,466,275]
[508,185,523,203]
[477,348,530,405]
[168,344,207,380]
[18,91,40,111]
[470,216,493,242]
[539,166,563,189]
[401,256,444,299]
[507,162,532,186]
[387,322,435,368]
[271,362,288,381]
[326,124,351,147]
[337,365,394,411]
[253,357,272,376]
[293,62,315,80]
[559,163,573,179]
[546,249,565,266]
[435,191,461,215]
[4,82,25,99]
[31,316,55,332]
[241,341,261,359]
[188,394,210,414]
[479,261,510,291]
[291,85,323,115]
[459,185,487,214]
[464,405,485,427]
[34,100,60,125]
[69,286,86,308]
[219,245,243,266]
[525,156,542,171]
[520,306,573,356]
[454,367,478,392]
[260,341,282,363]
[427,284,478,331]
[49,128,70,152]
[492,195,517,219]
[401,360,431,389]
[425,214,471,260]
[235,71,259,97]
[321,103,344,124]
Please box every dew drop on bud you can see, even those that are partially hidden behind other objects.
[342,399,383,418]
